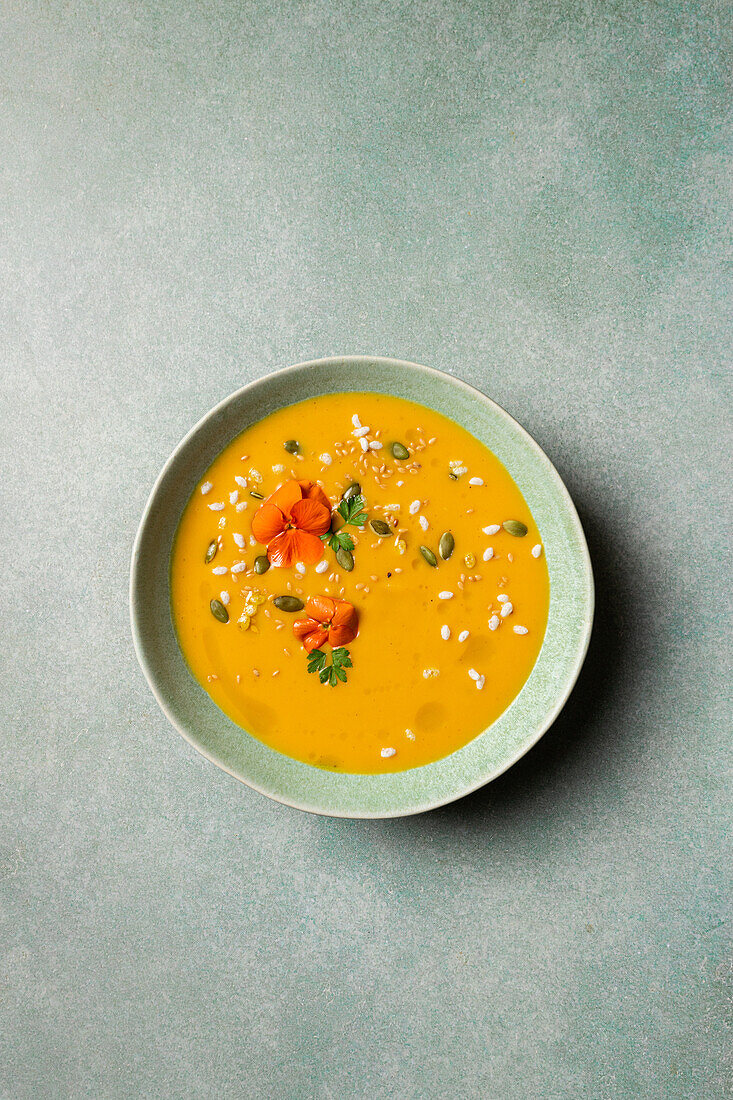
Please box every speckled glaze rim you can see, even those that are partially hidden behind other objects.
[130,356,594,818]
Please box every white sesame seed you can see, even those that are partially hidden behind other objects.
[418,515,429,531]
[231,562,247,574]
[236,501,247,512]
[468,668,480,681]
[315,559,329,574]
[513,625,529,635]
[295,562,306,575]
[233,533,245,548]
[228,490,238,505]
[212,566,227,575]
[218,517,226,528]
[476,675,485,691]
[219,591,230,605]
[489,615,500,631]
[352,414,362,428]
[396,480,404,487]
[369,440,383,450]
[409,499,420,515]
[532,544,543,558]
[483,547,494,561]
[469,477,484,487]
[208,502,225,511]
[497,594,509,603]
[508,553,514,563]
[359,437,369,452]
[405,728,416,741]
[438,591,454,600]
[352,425,370,438]
[234,475,247,488]
[253,669,259,677]
[272,670,280,677]
[319,453,332,466]
[249,536,257,547]
[381,747,396,758]
[440,624,451,640]
[501,601,513,617]
[458,630,470,642]
[483,524,501,535]
[200,481,213,494]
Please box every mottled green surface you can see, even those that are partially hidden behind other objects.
[1,2,730,1097]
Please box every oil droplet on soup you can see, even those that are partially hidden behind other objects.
[170,393,549,773]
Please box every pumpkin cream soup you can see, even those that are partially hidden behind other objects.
[170,393,549,773]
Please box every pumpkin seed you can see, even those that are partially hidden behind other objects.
[336,547,354,572]
[283,439,300,454]
[420,545,438,568]
[342,482,361,502]
[210,598,229,623]
[254,555,270,575]
[204,539,218,564]
[503,519,528,537]
[369,519,392,537]
[438,531,454,560]
[249,490,264,500]
[464,552,476,568]
[391,442,409,461]
[273,595,304,613]
[448,471,459,481]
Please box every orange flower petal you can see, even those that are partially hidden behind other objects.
[329,622,358,647]
[266,529,301,567]
[306,595,336,623]
[290,498,331,537]
[251,503,286,545]
[266,479,303,518]
[293,616,319,639]
[298,480,331,513]
[302,628,328,653]
[290,530,326,565]
[331,600,357,629]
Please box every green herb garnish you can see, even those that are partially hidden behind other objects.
[321,493,367,555]
[306,646,353,686]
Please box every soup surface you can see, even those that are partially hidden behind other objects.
[170,393,549,772]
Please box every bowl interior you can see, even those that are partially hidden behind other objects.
[131,357,593,817]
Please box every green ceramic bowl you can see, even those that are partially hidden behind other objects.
[131,356,593,817]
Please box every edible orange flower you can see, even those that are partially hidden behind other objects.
[293,596,359,653]
[251,480,331,567]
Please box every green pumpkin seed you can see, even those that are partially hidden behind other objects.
[254,555,270,575]
[273,595,304,613]
[420,545,438,568]
[336,547,354,572]
[391,442,410,461]
[210,598,229,623]
[369,519,392,537]
[249,490,264,500]
[438,531,454,560]
[283,439,300,454]
[448,471,459,481]
[503,519,528,537]
[204,539,218,564]
[342,482,361,502]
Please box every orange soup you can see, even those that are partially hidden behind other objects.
[170,393,549,772]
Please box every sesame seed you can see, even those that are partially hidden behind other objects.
[229,490,239,505]
[319,453,332,466]
[469,477,484,487]
[352,426,370,438]
[458,630,469,642]
[500,601,513,617]
[369,440,383,450]
[218,517,226,528]
[513,625,529,635]
[409,500,420,515]
[476,675,485,691]
[233,533,246,548]
[295,562,306,575]
[497,594,509,603]
[489,615,500,631]
[231,562,247,574]
[200,481,213,494]
[428,437,437,444]
[418,515,429,531]
[532,544,543,558]
[440,624,451,640]
[208,502,225,511]
[236,502,247,512]
[381,747,396,758]
[220,591,230,605]
[272,670,280,677]
[483,547,494,561]
[405,728,416,741]
[438,591,454,600]
[507,553,514,563]
[212,566,227,575]
[234,475,247,488]
[359,437,369,452]
[249,536,257,547]
[236,675,241,684]
[352,414,362,428]
[315,559,329,573]
[482,524,500,535]
[253,669,259,677]
[396,480,404,487]
[468,668,480,681]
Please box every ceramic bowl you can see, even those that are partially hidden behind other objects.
[131,356,593,817]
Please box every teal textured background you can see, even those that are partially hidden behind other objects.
[1,2,730,1097]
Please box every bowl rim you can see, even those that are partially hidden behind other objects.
[130,355,594,817]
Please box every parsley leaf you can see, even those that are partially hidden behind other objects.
[305,646,352,687]
[336,494,367,528]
